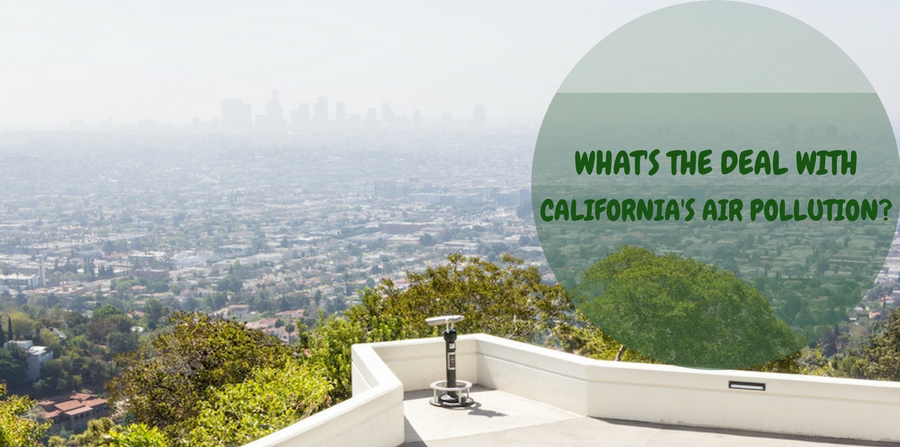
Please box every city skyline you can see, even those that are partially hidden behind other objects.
[222,90,488,132]
[3,1,900,131]
[59,92,490,132]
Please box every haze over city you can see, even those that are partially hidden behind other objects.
[2,1,900,130]
[3,2,900,446]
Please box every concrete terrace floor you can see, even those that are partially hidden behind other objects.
[401,387,899,447]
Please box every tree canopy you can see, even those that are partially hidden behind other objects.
[838,307,900,381]
[0,384,49,447]
[99,252,810,447]
[375,253,574,341]
[187,360,331,446]
[573,245,806,368]
[67,417,168,447]
[108,312,297,441]
[306,253,628,400]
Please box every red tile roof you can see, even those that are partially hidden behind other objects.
[83,398,108,408]
[38,400,56,411]
[64,406,93,417]
[55,400,85,412]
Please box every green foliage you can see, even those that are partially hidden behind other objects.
[8,311,33,340]
[102,252,818,447]
[187,360,331,447]
[73,417,116,446]
[94,305,124,320]
[215,276,243,294]
[574,246,805,368]
[34,357,84,396]
[142,299,170,330]
[376,253,574,342]
[0,384,50,447]
[107,423,169,447]
[47,435,69,446]
[308,254,624,401]
[106,331,141,356]
[309,314,368,400]
[108,312,296,441]
[852,307,900,380]
[69,418,169,447]
[0,346,28,394]
[743,350,804,374]
[87,310,133,346]
[0,306,122,397]
[551,310,649,363]
[39,327,63,353]
[110,278,169,295]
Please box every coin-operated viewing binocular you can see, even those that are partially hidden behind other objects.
[426,315,474,407]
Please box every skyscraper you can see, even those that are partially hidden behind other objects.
[257,90,286,130]
[314,96,328,124]
[381,102,394,124]
[335,101,346,124]
[291,103,310,128]
[221,99,252,130]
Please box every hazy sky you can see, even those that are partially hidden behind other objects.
[2,1,899,129]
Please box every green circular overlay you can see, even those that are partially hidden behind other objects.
[532,2,900,368]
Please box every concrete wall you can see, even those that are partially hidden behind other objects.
[368,336,478,392]
[244,343,405,447]
[475,335,594,415]
[473,334,900,443]
[246,334,900,446]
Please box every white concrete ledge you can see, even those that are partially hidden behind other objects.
[472,335,900,443]
[243,342,404,447]
[246,334,900,446]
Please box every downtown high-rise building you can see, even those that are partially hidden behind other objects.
[381,102,395,124]
[257,90,286,130]
[221,99,252,130]
[335,101,346,123]
[291,103,310,127]
[314,97,328,124]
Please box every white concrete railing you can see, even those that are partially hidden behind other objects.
[243,341,405,447]
[474,335,900,443]
[247,334,900,446]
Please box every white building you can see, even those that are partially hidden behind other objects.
[4,340,53,382]
[0,273,40,289]
[26,345,53,382]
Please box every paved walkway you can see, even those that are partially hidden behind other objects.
[402,387,897,447]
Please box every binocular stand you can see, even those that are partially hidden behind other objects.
[427,316,474,408]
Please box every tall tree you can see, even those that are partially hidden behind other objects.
[853,307,900,380]
[0,347,28,394]
[308,254,625,400]
[187,360,331,446]
[572,245,805,369]
[108,312,296,441]
[372,253,577,341]
[0,384,50,446]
